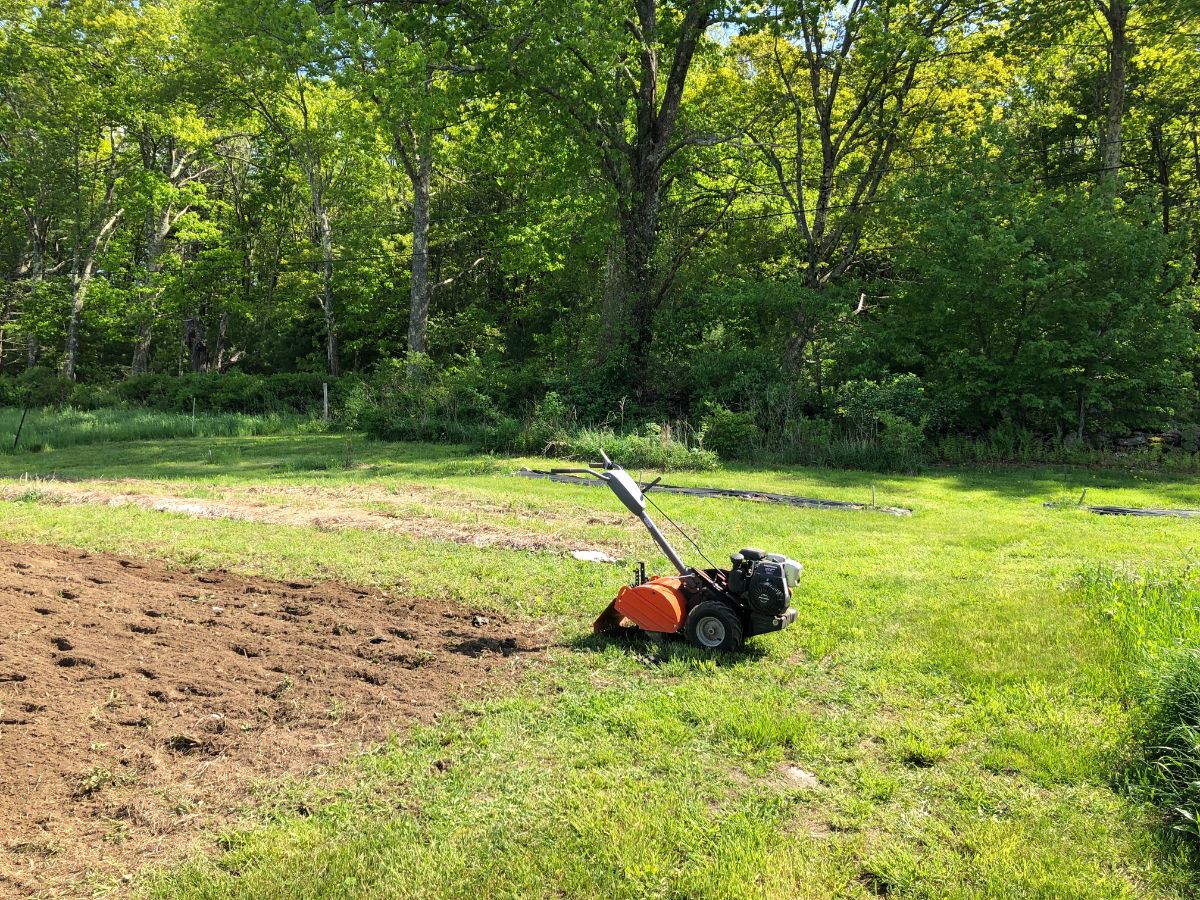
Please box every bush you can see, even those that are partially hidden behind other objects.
[877,412,926,471]
[0,368,74,407]
[1130,650,1200,854]
[565,422,717,471]
[520,391,574,455]
[1079,565,1200,857]
[357,357,512,445]
[837,374,933,439]
[112,372,354,415]
[699,404,761,460]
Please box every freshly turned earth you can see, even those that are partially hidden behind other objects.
[0,541,547,895]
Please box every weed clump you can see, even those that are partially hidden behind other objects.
[1080,565,1200,858]
[1128,650,1200,852]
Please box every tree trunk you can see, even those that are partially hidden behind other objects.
[214,310,229,370]
[131,322,154,375]
[316,208,338,376]
[1100,0,1129,190]
[407,131,433,375]
[183,316,208,373]
[23,237,43,370]
[597,234,627,359]
[1150,122,1171,233]
[302,148,338,376]
[131,205,170,375]
[619,149,664,384]
[1077,383,1090,441]
[62,251,92,381]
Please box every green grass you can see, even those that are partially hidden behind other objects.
[2,427,1200,897]
[0,406,301,454]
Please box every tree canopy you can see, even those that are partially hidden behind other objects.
[1,0,1197,441]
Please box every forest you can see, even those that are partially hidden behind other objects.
[2,0,1199,463]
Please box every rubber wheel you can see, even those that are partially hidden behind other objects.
[684,601,744,652]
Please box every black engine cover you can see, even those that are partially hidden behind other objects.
[747,561,789,615]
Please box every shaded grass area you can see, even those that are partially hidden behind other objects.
[0,406,300,455]
[1,433,1199,896]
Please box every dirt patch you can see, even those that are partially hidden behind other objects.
[0,541,548,895]
[0,479,626,555]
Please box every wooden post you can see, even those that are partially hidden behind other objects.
[12,405,29,452]
[322,383,329,420]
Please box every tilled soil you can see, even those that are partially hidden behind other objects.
[0,541,547,896]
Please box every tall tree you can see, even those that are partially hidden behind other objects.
[196,0,347,375]
[514,0,735,391]
[730,0,964,370]
[336,0,485,374]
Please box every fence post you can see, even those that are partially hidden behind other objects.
[323,383,329,421]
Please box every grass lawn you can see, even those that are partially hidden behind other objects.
[2,430,1199,897]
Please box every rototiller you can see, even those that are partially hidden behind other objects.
[554,452,801,651]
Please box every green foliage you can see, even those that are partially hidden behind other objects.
[1079,565,1200,857]
[1,0,1199,474]
[0,406,296,454]
[836,375,934,438]
[519,391,574,455]
[113,372,351,415]
[699,404,761,461]
[879,179,1195,436]
[1131,650,1200,854]
[353,363,715,470]
[355,357,514,446]
[562,423,717,472]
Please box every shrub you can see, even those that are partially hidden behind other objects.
[113,372,351,415]
[699,404,761,461]
[1079,565,1200,857]
[837,374,933,439]
[1130,650,1200,853]
[877,412,926,471]
[1182,424,1200,454]
[520,391,574,455]
[358,357,510,445]
[0,368,74,408]
[564,423,717,471]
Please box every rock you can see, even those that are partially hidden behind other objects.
[779,764,820,789]
[571,549,618,564]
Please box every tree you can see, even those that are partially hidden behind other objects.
[878,172,1194,436]
[513,0,736,392]
[729,0,967,371]
[195,0,348,375]
[335,0,486,375]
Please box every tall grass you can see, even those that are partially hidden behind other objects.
[1078,565,1200,666]
[0,406,301,455]
[1078,565,1200,855]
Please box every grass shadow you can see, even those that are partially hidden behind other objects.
[567,628,770,668]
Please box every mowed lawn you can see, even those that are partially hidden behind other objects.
[2,434,1199,898]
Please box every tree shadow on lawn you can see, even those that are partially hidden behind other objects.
[927,463,1200,510]
[0,435,495,484]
